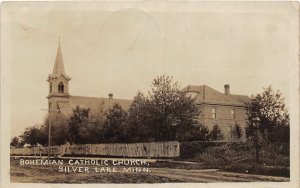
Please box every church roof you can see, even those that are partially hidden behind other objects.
[181,85,250,106]
[57,95,132,115]
[52,41,65,75]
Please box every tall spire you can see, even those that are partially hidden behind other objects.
[52,37,65,75]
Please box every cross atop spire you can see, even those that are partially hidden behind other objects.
[52,37,65,75]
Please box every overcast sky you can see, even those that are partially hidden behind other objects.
[2,1,298,137]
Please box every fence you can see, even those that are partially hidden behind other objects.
[10,141,180,158]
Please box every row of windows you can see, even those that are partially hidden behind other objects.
[211,108,235,119]
[49,82,65,93]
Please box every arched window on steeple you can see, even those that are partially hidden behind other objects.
[50,83,52,93]
[58,82,64,93]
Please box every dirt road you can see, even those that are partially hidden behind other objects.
[149,168,289,182]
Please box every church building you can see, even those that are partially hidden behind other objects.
[47,42,132,116]
[47,42,249,140]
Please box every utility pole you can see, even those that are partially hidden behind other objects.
[41,109,60,159]
[252,114,261,163]
[48,112,51,159]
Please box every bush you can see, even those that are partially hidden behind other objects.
[195,142,289,167]
[179,141,225,160]
[258,142,289,166]
[208,125,224,141]
[180,141,289,177]
[196,142,252,167]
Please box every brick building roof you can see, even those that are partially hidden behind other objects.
[181,85,250,106]
[56,85,248,115]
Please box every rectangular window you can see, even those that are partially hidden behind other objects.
[230,109,235,119]
[212,107,216,119]
[49,102,52,110]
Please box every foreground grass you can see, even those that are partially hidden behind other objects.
[10,158,289,183]
[10,159,186,183]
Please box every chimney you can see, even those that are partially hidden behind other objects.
[109,93,113,100]
[224,84,230,95]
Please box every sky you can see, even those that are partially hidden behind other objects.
[2,1,298,137]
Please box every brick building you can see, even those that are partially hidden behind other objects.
[47,42,249,140]
[182,85,250,140]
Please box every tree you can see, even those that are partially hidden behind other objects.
[42,113,69,145]
[197,125,210,141]
[20,125,47,146]
[103,104,128,143]
[125,92,153,142]
[78,120,104,144]
[178,123,210,141]
[68,106,107,144]
[245,86,290,143]
[232,124,243,140]
[68,106,90,144]
[208,125,224,141]
[87,102,108,143]
[150,75,200,141]
[127,75,200,142]
[10,137,20,148]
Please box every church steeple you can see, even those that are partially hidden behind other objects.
[52,37,65,75]
[47,38,71,111]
